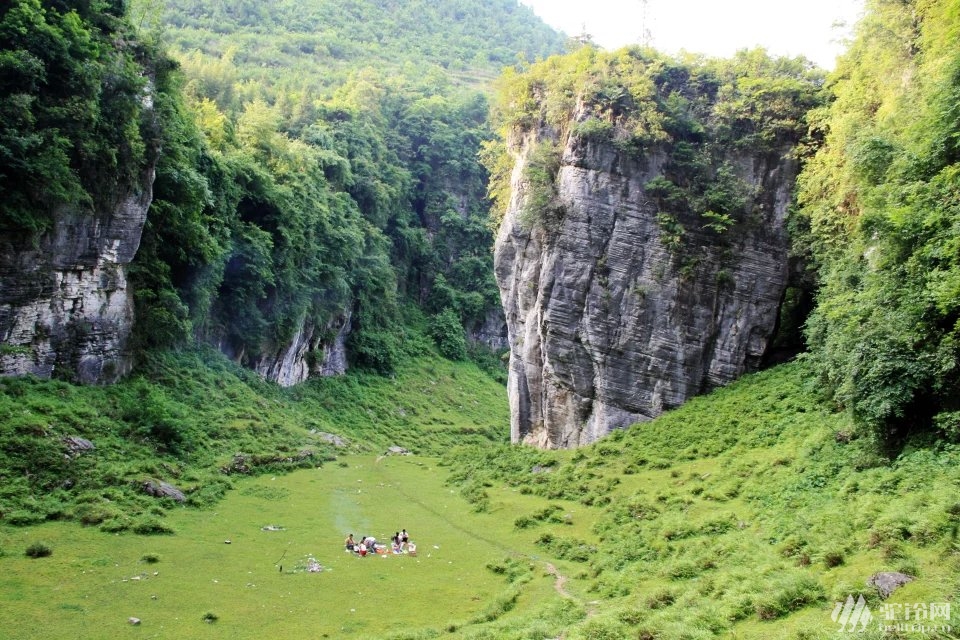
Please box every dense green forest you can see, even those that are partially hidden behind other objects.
[152,0,565,89]
[0,0,163,235]
[129,0,569,370]
[797,0,960,446]
[2,0,567,377]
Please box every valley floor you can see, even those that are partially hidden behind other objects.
[2,357,958,640]
[0,455,570,639]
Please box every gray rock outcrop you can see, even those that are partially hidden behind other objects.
[142,480,186,503]
[385,446,411,456]
[868,572,914,598]
[0,172,155,384]
[63,436,96,457]
[249,311,351,387]
[313,432,347,448]
[495,132,796,448]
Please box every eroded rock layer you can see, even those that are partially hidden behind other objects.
[0,178,155,384]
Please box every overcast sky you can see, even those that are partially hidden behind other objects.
[519,0,865,69]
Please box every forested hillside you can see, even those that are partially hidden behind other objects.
[797,0,960,446]
[1,0,567,384]
[129,0,567,378]
[153,0,565,88]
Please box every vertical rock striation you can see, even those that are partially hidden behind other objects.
[495,131,796,448]
[250,311,352,387]
[0,173,156,383]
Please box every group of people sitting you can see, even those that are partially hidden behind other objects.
[344,529,416,557]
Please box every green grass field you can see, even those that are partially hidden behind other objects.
[0,454,579,639]
[2,353,959,639]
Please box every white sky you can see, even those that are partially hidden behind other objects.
[519,0,866,69]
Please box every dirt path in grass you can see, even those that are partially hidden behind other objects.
[545,562,597,619]
[544,562,571,598]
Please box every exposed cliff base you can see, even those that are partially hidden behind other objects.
[248,312,352,387]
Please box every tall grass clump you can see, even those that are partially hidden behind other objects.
[24,542,52,558]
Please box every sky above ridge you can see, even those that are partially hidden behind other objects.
[519,0,865,69]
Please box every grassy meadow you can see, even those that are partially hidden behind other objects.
[2,351,960,639]
[443,361,960,639]
[0,454,576,639]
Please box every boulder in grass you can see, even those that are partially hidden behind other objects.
[128,617,141,626]
[316,432,347,448]
[868,571,914,598]
[385,446,411,456]
[221,453,251,474]
[63,436,95,457]
[142,480,185,503]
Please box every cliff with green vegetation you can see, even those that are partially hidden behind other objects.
[0,0,167,382]
[486,46,823,447]
[2,0,564,385]
[1,1,960,636]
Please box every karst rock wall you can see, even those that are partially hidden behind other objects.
[495,131,796,448]
[0,175,155,384]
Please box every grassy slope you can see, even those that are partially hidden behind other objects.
[2,355,959,639]
[443,360,960,639]
[0,348,508,530]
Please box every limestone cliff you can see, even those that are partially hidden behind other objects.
[248,312,352,387]
[0,174,155,383]
[495,130,797,448]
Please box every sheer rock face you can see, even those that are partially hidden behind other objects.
[495,133,796,448]
[0,173,156,384]
[467,308,509,352]
[250,311,352,387]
